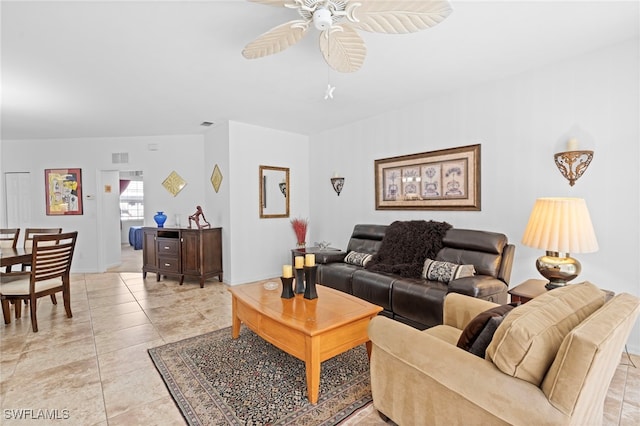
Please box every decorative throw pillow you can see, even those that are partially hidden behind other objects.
[422,258,475,283]
[456,303,518,351]
[344,251,373,267]
[468,315,505,358]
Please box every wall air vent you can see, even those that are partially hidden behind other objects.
[112,152,129,164]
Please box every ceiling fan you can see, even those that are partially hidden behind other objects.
[242,0,453,73]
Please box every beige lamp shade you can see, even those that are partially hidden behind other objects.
[522,197,598,254]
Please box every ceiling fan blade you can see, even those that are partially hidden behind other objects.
[319,25,366,73]
[242,20,309,59]
[348,0,453,34]
[247,0,292,7]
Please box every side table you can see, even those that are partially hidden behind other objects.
[509,279,615,304]
[508,279,548,304]
[290,246,344,266]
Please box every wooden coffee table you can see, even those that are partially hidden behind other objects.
[228,281,382,404]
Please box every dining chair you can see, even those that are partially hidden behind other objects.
[21,227,63,304]
[1,231,77,332]
[23,227,63,250]
[0,228,20,272]
[21,227,63,270]
[0,228,20,248]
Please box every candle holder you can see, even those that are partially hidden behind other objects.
[304,265,318,300]
[280,276,294,299]
[294,268,305,294]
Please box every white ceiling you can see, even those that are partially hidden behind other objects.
[2,0,638,140]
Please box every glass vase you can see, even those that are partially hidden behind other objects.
[154,211,167,228]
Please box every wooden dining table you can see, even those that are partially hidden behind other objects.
[1,247,31,271]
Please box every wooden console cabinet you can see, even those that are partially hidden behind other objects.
[142,227,223,288]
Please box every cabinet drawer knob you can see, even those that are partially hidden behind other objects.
[164,263,171,267]
[164,246,171,250]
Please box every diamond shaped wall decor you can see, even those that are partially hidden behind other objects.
[211,164,223,193]
[162,171,187,197]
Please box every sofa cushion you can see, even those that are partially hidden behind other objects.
[344,251,373,267]
[541,293,640,416]
[456,303,518,351]
[346,224,387,254]
[486,281,605,386]
[423,258,475,283]
[351,269,395,311]
[438,229,508,277]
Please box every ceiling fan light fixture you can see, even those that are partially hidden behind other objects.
[242,0,453,73]
[313,7,332,30]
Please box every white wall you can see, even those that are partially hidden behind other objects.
[203,122,231,284]
[309,38,640,353]
[1,134,205,272]
[226,121,309,284]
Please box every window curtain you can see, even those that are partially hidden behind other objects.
[119,180,130,194]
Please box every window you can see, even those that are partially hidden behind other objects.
[120,180,144,220]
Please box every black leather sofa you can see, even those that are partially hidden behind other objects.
[316,224,515,330]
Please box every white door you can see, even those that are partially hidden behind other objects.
[96,170,121,271]
[4,172,31,230]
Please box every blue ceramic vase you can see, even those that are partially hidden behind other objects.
[154,211,167,228]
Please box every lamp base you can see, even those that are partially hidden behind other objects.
[536,251,581,290]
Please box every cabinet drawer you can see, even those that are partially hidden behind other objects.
[157,238,180,256]
[158,256,181,273]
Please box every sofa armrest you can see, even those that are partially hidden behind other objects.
[315,251,347,264]
[368,316,568,426]
[442,293,499,329]
[447,275,508,299]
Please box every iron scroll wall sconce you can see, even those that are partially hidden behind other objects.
[554,139,594,186]
[330,176,345,196]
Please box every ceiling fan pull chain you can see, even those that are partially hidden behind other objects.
[324,31,335,100]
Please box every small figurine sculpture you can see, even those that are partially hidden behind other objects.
[188,205,211,229]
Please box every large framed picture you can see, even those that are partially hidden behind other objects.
[45,168,83,215]
[375,144,481,211]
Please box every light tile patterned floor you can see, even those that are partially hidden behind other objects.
[0,251,638,424]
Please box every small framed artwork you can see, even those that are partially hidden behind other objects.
[45,168,83,215]
[374,144,481,211]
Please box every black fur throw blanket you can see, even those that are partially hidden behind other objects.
[365,220,452,278]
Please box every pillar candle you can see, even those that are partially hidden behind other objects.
[567,138,578,151]
[282,265,293,278]
[305,253,315,267]
[294,256,304,269]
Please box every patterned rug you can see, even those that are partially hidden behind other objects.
[148,327,372,425]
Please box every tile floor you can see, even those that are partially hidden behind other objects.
[0,247,638,425]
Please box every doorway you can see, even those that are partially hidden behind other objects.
[115,171,144,272]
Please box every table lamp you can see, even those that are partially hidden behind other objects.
[521,197,598,290]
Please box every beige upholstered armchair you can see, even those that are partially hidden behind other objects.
[368,282,639,425]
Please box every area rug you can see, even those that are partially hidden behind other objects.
[148,326,372,425]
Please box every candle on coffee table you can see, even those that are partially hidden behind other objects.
[305,254,315,267]
[282,265,293,278]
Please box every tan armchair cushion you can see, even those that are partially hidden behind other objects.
[541,293,640,419]
[486,281,605,386]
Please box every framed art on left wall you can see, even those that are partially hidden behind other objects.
[45,168,83,215]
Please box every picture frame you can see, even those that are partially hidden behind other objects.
[375,144,481,211]
[45,168,83,215]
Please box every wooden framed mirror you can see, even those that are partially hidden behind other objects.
[259,165,289,218]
